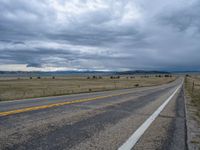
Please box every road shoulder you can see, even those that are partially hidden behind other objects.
[133,86,186,150]
[184,87,200,149]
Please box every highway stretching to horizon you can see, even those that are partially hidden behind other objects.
[0,77,186,150]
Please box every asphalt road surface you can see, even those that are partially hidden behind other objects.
[0,77,187,150]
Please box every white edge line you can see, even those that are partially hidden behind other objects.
[118,83,182,150]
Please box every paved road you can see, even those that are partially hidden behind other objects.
[0,78,186,150]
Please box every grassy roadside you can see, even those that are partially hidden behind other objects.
[185,76,200,120]
[185,75,200,149]
[0,75,176,101]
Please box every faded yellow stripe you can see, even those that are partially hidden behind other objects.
[0,91,132,116]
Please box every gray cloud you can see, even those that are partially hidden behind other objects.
[0,0,200,71]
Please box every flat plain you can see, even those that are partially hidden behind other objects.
[0,75,176,101]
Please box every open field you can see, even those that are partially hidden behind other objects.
[0,75,176,101]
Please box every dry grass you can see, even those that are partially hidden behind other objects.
[185,75,200,118]
[0,75,176,101]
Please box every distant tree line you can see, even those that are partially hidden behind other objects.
[87,76,103,79]
[125,76,135,79]
[155,74,172,77]
[110,76,120,79]
[29,76,56,79]
[86,75,122,79]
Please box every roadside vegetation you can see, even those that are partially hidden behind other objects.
[185,75,200,148]
[0,75,176,101]
[185,75,200,119]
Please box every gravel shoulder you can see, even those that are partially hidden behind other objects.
[185,88,200,150]
[133,86,186,150]
[184,76,200,150]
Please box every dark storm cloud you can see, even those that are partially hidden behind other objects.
[159,1,200,32]
[0,0,200,71]
[0,47,81,67]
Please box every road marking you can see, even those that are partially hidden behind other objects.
[0,91,133,116]
[118,84,182,150]
[0,89,130,104]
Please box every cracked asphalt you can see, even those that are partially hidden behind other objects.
[0,78,186,150]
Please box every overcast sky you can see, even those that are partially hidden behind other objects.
[0,0,200,71]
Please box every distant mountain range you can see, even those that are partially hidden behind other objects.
[0,70,172,77]
[114,70,170,75]
[1,70,200,77]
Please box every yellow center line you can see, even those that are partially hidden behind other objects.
[0,91,133,116]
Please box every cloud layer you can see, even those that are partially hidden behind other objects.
[0,0,200,71]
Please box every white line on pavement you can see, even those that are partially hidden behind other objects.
[118,84,182,150]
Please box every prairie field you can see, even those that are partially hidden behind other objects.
[0,75,176,101]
